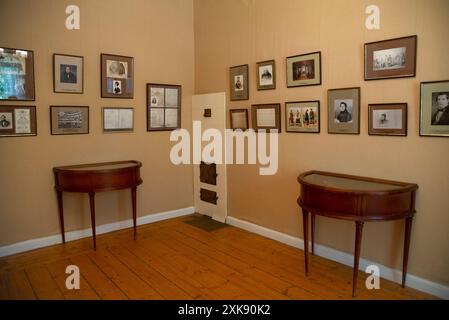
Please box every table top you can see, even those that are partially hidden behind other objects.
[54,160,141,172]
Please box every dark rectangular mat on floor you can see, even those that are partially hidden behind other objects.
[183,215,228,232]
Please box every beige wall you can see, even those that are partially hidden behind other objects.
[194,0,449,285]
[0,0,194,246]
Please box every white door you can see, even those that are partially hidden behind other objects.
[192,92,227,223]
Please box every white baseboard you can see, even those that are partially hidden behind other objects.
[226,216,449,300]
[0,206,195,258]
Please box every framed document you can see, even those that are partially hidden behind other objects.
[101,53,134,98]
[286,51,321,88]
[0,47,35,101]
[103,107,134,132]
[0,105,37,137]
[251,103,281,132]
[230,64,249,100]
[147,83,181,131]
[419,80,449,137]
[230,109,249,130]
[285,100,320,133]
[53,53,83,94]
[50,106,89,135]
[327,87,360,134]
[368,103,407,136]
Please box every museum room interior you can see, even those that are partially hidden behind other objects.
[0,0,448,302]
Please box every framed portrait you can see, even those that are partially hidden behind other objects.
[286,51,321,88]
[0,47,35,101]
[230,64,249,100]
[256,60,276,90]
[285,101,320,133]
[147,83,181,131]
[101,53,134,98]
[420,80,449,137]
[103,107,134,132]
[53,53,83,94]
[364,35,417,80]
[0,105,36,137]
[50,106,89,135]
[328,87,360,134]
[368,103,407,136]
[230,109,249,131]
[251,103,281,132]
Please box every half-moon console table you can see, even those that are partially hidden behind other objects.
[297,170,418,297]
[53,160,143,250]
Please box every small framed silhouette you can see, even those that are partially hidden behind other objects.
[368,103,407,136]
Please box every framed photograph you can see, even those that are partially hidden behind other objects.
[368,103,407,136]
[101,53,134,98]
[230,109,249,131]
[251,103,281,132]
[53,53,83,93]
[103,107,134,132]
[256,60,276,90]
[230,64,249,100]
[147,83,181,131]
[328,87,360,134]
[420,80,449,137]
[285,101,320,133]
[364,35,417,80]
[0,47,35,101]
[0,105,36,137]
[50,106,89,135]
[286,51,321,87]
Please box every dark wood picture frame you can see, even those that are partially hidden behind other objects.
[327,87,361,135]
[53,53,84,94]
[229,109,249,131]
[102,107,134,132]
[286,51,322,88]
[285,100,320,133]
[0,105,37,137]
[50,106,89,135]
[230,64,249,101]
[368,103,407,136]
[419,80,449,137]
[147,83,182,131]
[256,59,276,90]
[0,47,35,101]
[101,53,134,98]
[364,35,417,81]
[251,103,281,132]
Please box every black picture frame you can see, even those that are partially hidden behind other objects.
[147,83,182,131]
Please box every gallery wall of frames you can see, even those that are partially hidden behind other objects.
[228,35,449,138]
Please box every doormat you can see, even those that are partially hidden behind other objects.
[184,215,228,232]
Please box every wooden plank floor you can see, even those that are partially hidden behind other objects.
[0,214,437,300]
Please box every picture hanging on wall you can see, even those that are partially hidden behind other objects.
[285,100,320,133]
[147,83,181,131]
[286,51,321,88]
[251,103,281,132]
[230,109,249,131]
[327,87,360,134]
[101,53,134,98]
[256,60,276,90]
[0,105,37,137]
[364,35,417,81]
[0,47,35,101]
[420,80,449,137]
[229,64,249,100]
[103,107,134,132]
[368,103,407,136]
[53,53,84,94]
[50,106,89,135]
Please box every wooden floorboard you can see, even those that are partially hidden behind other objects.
[0,215,438,300]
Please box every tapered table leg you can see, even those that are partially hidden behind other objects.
[311,213,315,255]
[402,217,413,288]
[302,210,309,276]
[88,192,97,250]
[131,187,137,240]
[56,190,65,243]
[352,221,364,298]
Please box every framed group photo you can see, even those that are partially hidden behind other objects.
[328,87,360,134]
[364,35,417,81]
[53,53,83,94]
[251,103,281,132]
[0,105,37,137]
[285,101,320,133]
[256,60,276,90]
[286,51,321,87]
[147,83,181,131]
[229,109,249,131]
[229,64,249,100]
[103,107,134,132]
[0,47,35,101]
[368,103,407,136]
[101,53,134,98]
[50,106,89,135]
[420,80,449,137]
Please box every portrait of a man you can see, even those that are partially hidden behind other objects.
[334,100,353,123]
[60,64,77,84]
[431,92,449,125]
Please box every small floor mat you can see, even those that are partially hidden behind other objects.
[184,215,228,232]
